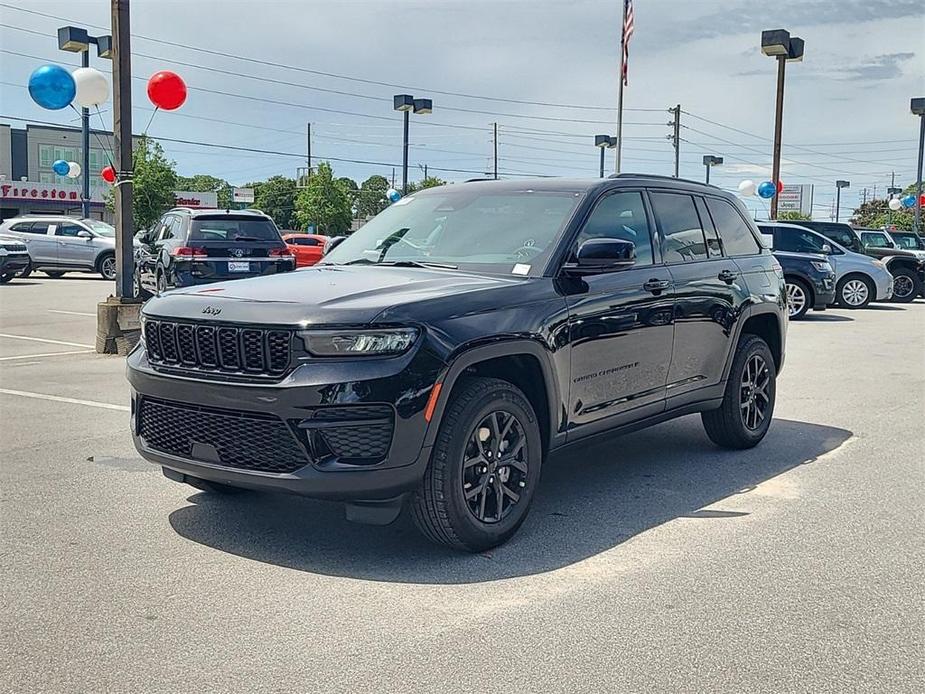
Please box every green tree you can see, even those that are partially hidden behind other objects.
[294,162,352,235]
[357,175,390,218]
[175,173,232,208]
[407,175,446,193]
[252,176,298,229]
[850,183,918,230]
[778,210,811,221]
[107,136,178,232]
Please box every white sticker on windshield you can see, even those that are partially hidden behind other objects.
[392,196,414,206]
[512,264,531,275]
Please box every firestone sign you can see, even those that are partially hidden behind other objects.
[1,181,86,202]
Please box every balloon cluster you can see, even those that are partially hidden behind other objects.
[738,179,783,200]
[28,63,187,184]
[386,188,402,203]
[889,194,921,210]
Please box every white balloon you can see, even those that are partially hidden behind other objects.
[737,179,757,197]
[888,197,902,211]
[72,67,109,107]
[66,162,81,178]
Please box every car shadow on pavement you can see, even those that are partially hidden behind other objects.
[800,314,853,322]
[168,415,851,583]
[866,304,906,311]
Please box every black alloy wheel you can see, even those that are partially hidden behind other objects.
[462,410,529,524]
[740,354,772,431]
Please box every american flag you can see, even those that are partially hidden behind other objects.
[621,0,635,86]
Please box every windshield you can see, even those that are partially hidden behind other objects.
[890,233,925,250]
[322,188,583,274]
[189,217,281,242]
[86,220,115,237]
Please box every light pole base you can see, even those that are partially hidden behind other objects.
[96,295,143,355]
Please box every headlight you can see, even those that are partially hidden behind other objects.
[810,261,832,272]
[301,328,418,357]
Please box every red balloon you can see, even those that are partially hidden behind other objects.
[101,165,116,183]
[776,180,784,193]
[919,194,925,206]
[147,71,187,110]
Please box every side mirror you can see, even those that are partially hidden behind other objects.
[564,238,636,274]
[323,235,346,256]
[822,243,832,254]
[77,229,93,239]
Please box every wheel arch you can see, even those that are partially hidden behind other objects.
[94,248,115,272]
[735,307,783,374]
[424,340,561,455]
[784,273,814,304]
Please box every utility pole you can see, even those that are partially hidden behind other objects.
[493,122,498,180]
[423,164,428,180]
[306,122,311,178]
[668,105,681,178]
[391,168,395,189]
[96,0,139,355]
[861,188,867,205]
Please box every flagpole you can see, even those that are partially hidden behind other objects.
[615,0,626,174]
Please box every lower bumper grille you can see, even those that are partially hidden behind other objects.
[138,397,309,474]
[305,405,394,461]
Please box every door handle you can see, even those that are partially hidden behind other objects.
[643,278,671,294]
[718,269,738,284]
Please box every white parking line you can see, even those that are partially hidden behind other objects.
[0,350,95,361]
[0,388,129,412]
[47,309,96,317]
[0,333,95,348]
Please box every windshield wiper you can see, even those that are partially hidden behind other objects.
[333,258,457,269]
[232,235,261,241]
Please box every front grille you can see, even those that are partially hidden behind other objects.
[144,318,291,379]
[2,243,28,253]
[310,405,394,461]
[138,397,309,473]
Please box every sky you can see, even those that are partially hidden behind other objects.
[1,0,923,219]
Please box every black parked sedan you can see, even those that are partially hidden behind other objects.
[772,250,836,319]
[134,208,295,297]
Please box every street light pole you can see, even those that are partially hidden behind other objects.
[393,94,432,195]
[703,155,723,184]
[401,109,409,194]
[835,180,850,223]
[594,135,617,178]
[912,98,925,233]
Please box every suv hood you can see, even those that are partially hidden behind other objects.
[144,264,527,325]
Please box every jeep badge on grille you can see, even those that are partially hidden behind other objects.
[202,306,222,316]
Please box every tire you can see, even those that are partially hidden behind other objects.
[784,278,811,320]
[701,334,776,450]
[410,377,543,552]
[184,476,247,495]
[134,270,152,300]
[836,274,873,309]
[43,270,66,279]
[97,253,116,281]
[156,269,168,294]
[0,273,14,284]
[889,267,921,303]
[19,262,32,278]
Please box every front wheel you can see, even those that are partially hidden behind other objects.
[701,334,776,449]
[44,270,66,279]
[836,275,873,309]
[410,377,542,552]
[0,272,14,284]
[889,267,921,303]
[19,262,32,278]
[785,278,811,320]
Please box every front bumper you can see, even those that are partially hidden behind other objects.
[0,253,30,274]
[811,274,836,310]
[127,343,444,501]
[872,269,894,301]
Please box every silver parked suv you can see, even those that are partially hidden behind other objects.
[0,215,120,280]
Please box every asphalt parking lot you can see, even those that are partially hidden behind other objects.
[1,276,923,693]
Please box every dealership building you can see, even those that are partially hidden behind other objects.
[0,122,216,222]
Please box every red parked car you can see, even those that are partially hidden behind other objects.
[282,233,327,268]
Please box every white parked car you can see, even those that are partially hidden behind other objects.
[0,215,121,280]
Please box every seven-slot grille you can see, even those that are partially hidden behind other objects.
[138,397,309,473]
[144,318,291,377]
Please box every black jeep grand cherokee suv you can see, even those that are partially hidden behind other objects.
[128,175,786,551]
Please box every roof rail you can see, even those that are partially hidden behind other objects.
[463,177,494,183]
[608,172,716,187]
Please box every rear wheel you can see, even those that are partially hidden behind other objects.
[134,270,152,300]
[411,377,542,552]
[19,262,32,278]
[156,269,168,294]
[43,270,66,279]
[701,334,776,449]
[889,267,921,303]
[836,274,873,309]
[785,278,811,320]
[97,253,116,281]
[0,272,14,284]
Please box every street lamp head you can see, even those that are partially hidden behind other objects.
[836,180,850,189]
[58,25,90,52]
[787,37,805,62]
[412,98,433,115]
[703,155,723,166]
[761,29,791,57]
[95,35,113,59]
[594,135,610,148]
[393,94,414,112]
[911,97,925,116]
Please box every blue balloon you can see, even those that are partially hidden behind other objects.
[757,181,777,199]
[901,194,916,208]
[386,188,402,203]
[52,159,70,176]
[28,64,76,110]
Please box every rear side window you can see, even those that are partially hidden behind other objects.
[12,222,49,234]
[650,192,707,263]
[291,237,319,247]
[575,191,654,266]
[189,217,281,242]
[55,223,85,237]
[706,198,761,256]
